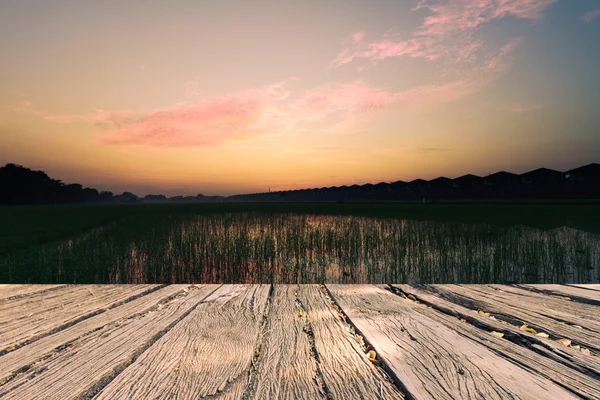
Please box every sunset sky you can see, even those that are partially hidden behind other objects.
[1,0,599,196]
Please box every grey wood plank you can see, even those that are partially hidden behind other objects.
[94,285,269,400]
[327,284,578,400]
[432,284,600,353]
[300,285,403,399]
[252,285,403,399]
[391,284,600,399]
[252,285,326,399]
[521,284,600,305]
[0,285,220,400]
[569,284,600,292]
[0,284,190,384]
[0,284,158,354]
[0,285,67,301]
[487,284,600,328]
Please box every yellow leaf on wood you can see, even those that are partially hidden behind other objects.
[520,325,537,334]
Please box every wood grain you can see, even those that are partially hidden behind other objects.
[0,285,66,301]
[252,285,324,400]
[0,285,219,400]
[0,284,189,384]
[391,284,600,399]
[487,284,600,327]
[327,284,578,400]
[569,284,600,292]
[428,284,600,352]
[520,284,600,305]
[299,285,404,399]
[94,284,270,400]
[0,284,158,354]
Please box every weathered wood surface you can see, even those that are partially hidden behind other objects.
[252,285,325,399]
[327,284,579,400]
[488,284,600,327]
[426,284,600,353]
[569,284,600,292]
[0,284,189,384]
[252,285,403,399]
[300,285,403,399]
[0,284,158,354]
[0,285,219,400]
[520,284,600,305]
[0,284,598,400]
[94,284,269,400]
[391,284,600,398]
[0,285,66,301]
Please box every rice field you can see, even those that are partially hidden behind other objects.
[1,204,599,284]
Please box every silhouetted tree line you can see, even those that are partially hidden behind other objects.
[1,163,599,205]
[0,164,224,205]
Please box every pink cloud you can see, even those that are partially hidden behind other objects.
[12,39,520,148]
[352,32,365,43]
[100,98,266,147]
[581,9,600,23]
[13,80,403,147]
[482,37,523,73]
[416,0,555,36]
[331,0,555,68]
[292,81,397,115]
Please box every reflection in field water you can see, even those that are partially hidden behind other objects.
[2,213,599,284]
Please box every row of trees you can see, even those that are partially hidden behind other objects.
[0,164,226,205]
[1,163,599,205]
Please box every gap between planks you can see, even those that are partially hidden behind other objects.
[0,285,221,400]
[387,284,600,399]
[326,284,584,400]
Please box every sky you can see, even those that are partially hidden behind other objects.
[1,0,599,196]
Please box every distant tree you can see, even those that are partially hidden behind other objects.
[0,164,100,205]
[99,191,113,200]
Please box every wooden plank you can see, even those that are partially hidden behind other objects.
[93,285,269,400]
[251,285,403,399]
[520,284,600,305]
[0,285,66,301]
[430,284,600,353]
[0,284,158,354]
[391,284,600,398]
[0,284,190,384]
[569,284,600,292]
[0,285,219,400]
[252,285,324,399]
[488,284,600,327]
[299,285,403,399]
[327,284,578,400]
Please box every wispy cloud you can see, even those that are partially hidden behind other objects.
[13,39,519,148]
[12,79,401,147]
[11,27,522,149]
[581,9,600,23]
[331,0,555,68]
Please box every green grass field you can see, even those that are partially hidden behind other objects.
[2,202,599,258]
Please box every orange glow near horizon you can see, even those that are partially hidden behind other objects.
[1,1,599,196]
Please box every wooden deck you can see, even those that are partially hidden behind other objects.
[0,285,599,399]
